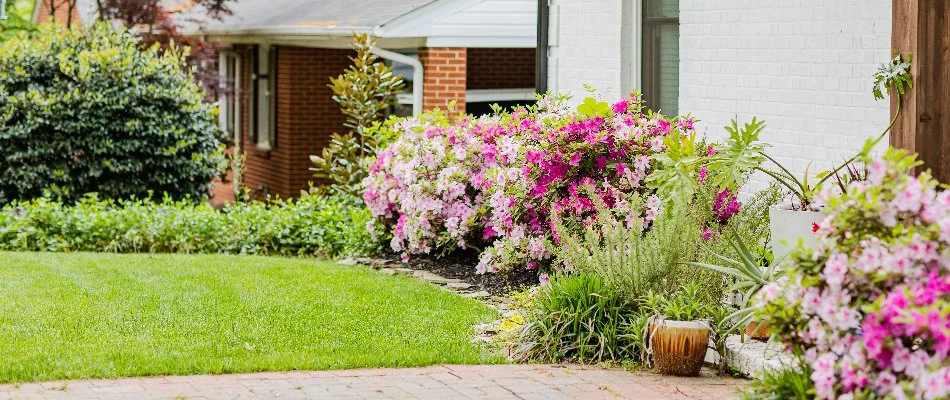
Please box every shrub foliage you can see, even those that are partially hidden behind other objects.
[0,23,226,203]
[0,194,381,258]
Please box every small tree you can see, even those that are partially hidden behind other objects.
[0,23,227,203]
[310,33,405,196]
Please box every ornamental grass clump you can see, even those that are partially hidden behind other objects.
[755,147,950,399]
[514,273,639,363]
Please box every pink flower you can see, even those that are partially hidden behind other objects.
[678,117,694,131]
[568,152,582,166]
[758,283,781,306]
[611,99,629,114]
[539,273,550,285]
[822,253,850,288]
[713,189,741,223]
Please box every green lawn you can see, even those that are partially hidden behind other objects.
[0,252,499,383]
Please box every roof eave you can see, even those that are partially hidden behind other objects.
[191,25,377,38]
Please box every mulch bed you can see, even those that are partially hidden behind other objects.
[378,249,539,296]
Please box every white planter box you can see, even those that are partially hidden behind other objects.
[769,205,824,262]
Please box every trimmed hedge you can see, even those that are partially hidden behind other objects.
[0,23,226,203]
[0,195,382,258]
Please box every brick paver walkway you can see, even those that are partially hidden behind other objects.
[0,364,746,399]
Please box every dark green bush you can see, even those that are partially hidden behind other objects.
[0,194,383,258]
[0,23,226,203]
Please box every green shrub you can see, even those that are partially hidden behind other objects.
[0,194,382,258]
[515,273,641,363]
[311,33,404,196]
[0,23,226,204]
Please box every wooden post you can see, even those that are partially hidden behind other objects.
[891,0,950,182]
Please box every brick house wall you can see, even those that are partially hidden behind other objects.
[679,0,892,191]
[467,48,536,90]
[217,45,534,202]
[419,47,467,112]
[228,45,352,201]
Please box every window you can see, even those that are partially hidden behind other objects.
[642,0,679,115]
[250,44,277,150]
[218,51,241,144]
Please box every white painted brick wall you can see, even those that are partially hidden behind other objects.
[680,0,893,192]
[547,0,893,193]
[546,0,625,103]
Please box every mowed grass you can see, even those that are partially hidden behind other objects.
[0,252,500,383]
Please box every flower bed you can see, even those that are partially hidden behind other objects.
[364,94,702,274]
[757,149,950,399]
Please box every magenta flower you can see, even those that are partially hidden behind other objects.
[713,189,741,223]
[611,99,629,114]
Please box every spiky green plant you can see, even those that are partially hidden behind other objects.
[515,273,633,363]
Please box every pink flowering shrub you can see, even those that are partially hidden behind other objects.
[364,93,699,273]
[757,148,950,399]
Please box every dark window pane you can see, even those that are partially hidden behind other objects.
[646,0,678,19]
[655,24,679,115]
[642,0,679,115]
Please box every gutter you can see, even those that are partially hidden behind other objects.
[190,25,376,38]
[370,47,424,116]
[535,0,549,93]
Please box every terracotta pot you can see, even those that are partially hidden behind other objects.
[745,321,771,341]
[650,319,711,376]
[769,205,823,262]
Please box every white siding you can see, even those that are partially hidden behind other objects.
[679,0,893,191]
[546,0,627,103]
[431,0,536,40]
[547,0,892,191]
[382,0,537,48]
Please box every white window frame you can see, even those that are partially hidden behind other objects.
[218,51,241,147]
[253,44,277,151]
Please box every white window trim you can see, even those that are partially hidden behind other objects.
[218,51,241,147]
[255,44,275,151]
[465,88,536,103]
[621,0,643,94]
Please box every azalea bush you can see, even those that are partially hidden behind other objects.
[365,93,718,274]
[755,148,950,399]
[0,194,381,258]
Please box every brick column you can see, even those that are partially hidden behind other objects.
[34,0,81,26]
[419,48,467,112]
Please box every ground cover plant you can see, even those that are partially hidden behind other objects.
[0,252,499,382]
[0,23,226,203]
[0,194,381,258]
[754,148,950,399]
